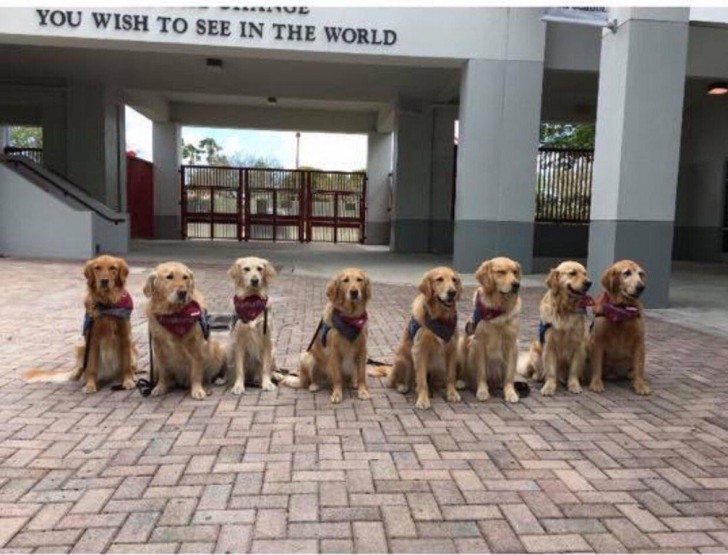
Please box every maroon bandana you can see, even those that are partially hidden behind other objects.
[474,293,505,323]
[579,294,595,310]
[95,291,134,318]
[598,294,640,323]
[234,295,268,323]
[332,309,368,341]
[156,301,203,337]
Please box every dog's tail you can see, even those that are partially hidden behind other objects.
[517,341,542,380]
[367,365,391,378]
[21,368,79,384]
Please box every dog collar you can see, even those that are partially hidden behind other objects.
[595,294,640,323]
[465,293,505,335]
[82,291,134,336]
[332,309,368,342]
[156,301,207,337]
[233,295,268,324]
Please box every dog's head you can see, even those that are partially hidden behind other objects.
[475,257,521,297]
[143,261,195,306]
[546,261,592,297]
[418,266,462,309]
[228,257,276,296]
[326,267,371,311]
[84,255,129,297]
[601,260,647,302]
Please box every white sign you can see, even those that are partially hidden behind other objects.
[541,7,616,31]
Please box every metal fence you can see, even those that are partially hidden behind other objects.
[536,147,594,223]
[181,165,366,243]
[3,146,43,165]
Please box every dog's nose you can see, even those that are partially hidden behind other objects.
[100,278,109,288]
[636,283,645,293]
[350,289,360,300]
[251,277,260,287]
[446,288,456,300]
[512,282,521,292]
[584,280,592,291]
[177,290,187,302]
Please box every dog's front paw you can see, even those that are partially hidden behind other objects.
[191,386,208,400]
[540,381,557,396]
[230,381,246,396]
[633,380,651,396]
[330,390,343,404]
[357,387,370,400]
[455,379,467,390]
[396,383,409,394]
[414,396,431,410]
[476,387,490,402]
[589,378,604,393]
[261,380,277,392]
[567,380,582,394]
[214,376,227,387]
[446,389,462,403]
[82,381,98,394]
[504,388,520,404]
[150,384,166,397]
[121,377,136,390]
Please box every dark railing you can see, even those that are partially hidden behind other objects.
[3,146,43,165]
[536,147,594,223]
[181,165,367,243]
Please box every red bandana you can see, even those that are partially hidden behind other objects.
[579,294,595,309]
[332,309,368,341]
[597,293,640,323]
[234,295,268,323]
[95,291,134,318]
[475,293,505,323]
[156,301,203,337]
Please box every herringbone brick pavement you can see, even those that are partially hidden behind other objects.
[1,258,727,553]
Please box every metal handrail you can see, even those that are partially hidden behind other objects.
[3,156,126,225]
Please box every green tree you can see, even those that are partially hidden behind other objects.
[229,153,283,168]
[10,126,43,148]
[540,123,595,149]
[182,137,229,166]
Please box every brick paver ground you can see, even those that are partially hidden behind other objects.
[1,257,727,553]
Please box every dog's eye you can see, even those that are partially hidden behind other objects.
[496,270,506,276]
[94,265,101,271]
[624,270,632,277]
[110,266,116,272]
[436,277,444,282]
[356,277,363,282]
[569,270,577,276]
[343,277,350,283]
[183,275,189,281]
[244,267,250,272]
[638,271,645,278]
[166,274,173,280]
[452,277,459,283]
[257,266,262,272]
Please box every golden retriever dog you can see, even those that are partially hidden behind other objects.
[23,255,137,393]
[518,261,592,396]
[375,267,462,409]
[586,260,649,395]
[224,257,278,395]
[144,261,225,400]
[457,257,522,403]
[279,268,371,404]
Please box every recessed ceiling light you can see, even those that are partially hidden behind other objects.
[707,82,728,95]
[206,58,223,72]
[267,96,278,105]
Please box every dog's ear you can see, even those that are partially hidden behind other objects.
[143,272,156,298]
[475,260,494,293]
[263,260,277,283]
[326,275,340,303]
[187,269,196,294]
[83,260,95,287]
[454,272,463,301]
[515,261,522,279]
[362,272,372,301]
[228,262,240,283]
[601,265,620,295]
[116,259,129,287]
[546,268,560,291]
[418,272,433,299]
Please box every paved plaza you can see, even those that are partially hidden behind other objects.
[1,252,728,553]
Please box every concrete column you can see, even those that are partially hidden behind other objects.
[453,10,545,273]
[0,126,8,149]
[65,83,124,210]
[390,103,433,253]
[153,121,181,239]
[366,132,393,245]
[429,106,457,253]
[587,8,689,307]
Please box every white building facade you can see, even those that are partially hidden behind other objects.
[0,7,727,307]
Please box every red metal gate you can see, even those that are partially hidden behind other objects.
[126,154,154,238]
[181,165,366,243]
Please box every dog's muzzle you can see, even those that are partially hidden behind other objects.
[100,279,110,289]
[176,290,188,302]
[349,289,360,300]
[251,278,260,287]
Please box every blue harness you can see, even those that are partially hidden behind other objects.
[538,321,552,345]
[408,313,457,343]
[312,310,367,349]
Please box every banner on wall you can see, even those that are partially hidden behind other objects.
[541,7,616,31]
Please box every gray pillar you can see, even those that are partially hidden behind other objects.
[429,106,457,254]
[365,132,392,245]
[391,103,432,253]
[0,126,8,149]
[587,8,689,308]
[153,121,181,239]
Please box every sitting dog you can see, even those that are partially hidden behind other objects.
[457,257,522,403]
[518,261,592,396]
[587,260,650,395]
[375,267,462,409]
[225,256,278,395]
[22,255,137,393]
[144,261,225,400]
[279,267,371,404]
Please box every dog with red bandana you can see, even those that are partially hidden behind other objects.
[223,257,278,395]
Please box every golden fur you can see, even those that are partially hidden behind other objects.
[518,261,592,396]
[144,261,225,400]
[280,268,371,404]
[22,255,138,392]
[381,267,462,409]
[457,257,522,403]
[225,257,278,394]
[586,260,650,395]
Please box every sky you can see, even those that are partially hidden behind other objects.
[125,106,368,171]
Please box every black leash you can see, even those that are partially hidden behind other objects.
[82,319,94,371]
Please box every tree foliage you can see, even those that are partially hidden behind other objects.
[182,137,282,169]
[9,126,43,148]
[540,123,595,149]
